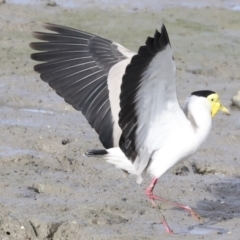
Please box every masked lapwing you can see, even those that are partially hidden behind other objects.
[30,23,229,233]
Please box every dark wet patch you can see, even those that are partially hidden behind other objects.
[191,163,216,175]
[174,165,190,176]
[197,178,240,224]
[28,186,40,194]
[61,139,71,145]
[174,163,217,176]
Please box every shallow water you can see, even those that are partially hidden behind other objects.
[7,0,240,11]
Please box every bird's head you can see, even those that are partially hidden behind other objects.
[191,90,230,117]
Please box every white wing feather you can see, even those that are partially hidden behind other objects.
[107,43,135,146]
[134,45,189,176]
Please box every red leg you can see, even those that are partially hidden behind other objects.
[145,178,203,222]
[150,198,174,234]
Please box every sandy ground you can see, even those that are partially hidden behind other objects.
[0,1,240,239]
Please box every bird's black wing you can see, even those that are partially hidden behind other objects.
[30,23,127,148]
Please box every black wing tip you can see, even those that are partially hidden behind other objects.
[154,23,170,49]
[29,42,34,50]
[29,42,40,51]
[144,23,171,56]
[30,22,73,36]
[30,52,38,62]
[30,22,52,37]
[85,149,108,156]
[40,22,60,31]
[161,24,167,33]
[160,23,171,47]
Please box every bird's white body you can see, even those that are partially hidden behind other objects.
[105,44,213,183]
[105,95,212,183]
[148,96,212,178]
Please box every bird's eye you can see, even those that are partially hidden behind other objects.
[211,98,214,102]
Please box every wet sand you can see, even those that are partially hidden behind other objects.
[0,1,240,239]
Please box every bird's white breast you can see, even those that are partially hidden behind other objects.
[147,96,212,179]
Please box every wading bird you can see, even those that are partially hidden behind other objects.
[30,23,229,233]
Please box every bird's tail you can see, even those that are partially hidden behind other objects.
[85,147,137,176]
[85,149,108,156]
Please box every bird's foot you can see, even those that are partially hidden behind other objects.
[145,180,203,223]
[162,220,174,234]
[151,199,174,234]
[149,193,203,222]
[183,206,203,222]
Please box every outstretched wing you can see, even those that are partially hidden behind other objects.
[30,23,133,149]
[119,24,188,176]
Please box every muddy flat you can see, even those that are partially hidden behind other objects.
[0,1,240,239]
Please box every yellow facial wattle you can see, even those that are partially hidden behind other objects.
[207,93,230,117]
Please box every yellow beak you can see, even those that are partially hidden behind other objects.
[211,103,230,117]
[220,105,230,115]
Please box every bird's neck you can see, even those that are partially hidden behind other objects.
[184,98,212,145]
